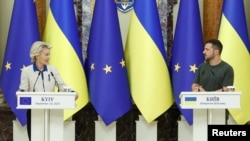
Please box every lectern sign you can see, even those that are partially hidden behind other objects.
[179,91,241,141]
[180,91,241,109]
[16,91,76,141]
[16,91,76,109]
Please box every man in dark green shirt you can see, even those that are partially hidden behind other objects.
[192,39,234,92]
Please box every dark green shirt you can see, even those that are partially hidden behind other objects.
[193,61,234,91]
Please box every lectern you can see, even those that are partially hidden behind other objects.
[180,91,241,141]
[16,91,76,141]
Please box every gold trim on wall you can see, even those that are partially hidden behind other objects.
[203,0,223,41]
[35,0,46,38]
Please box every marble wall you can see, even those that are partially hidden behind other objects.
[0,104,15,141]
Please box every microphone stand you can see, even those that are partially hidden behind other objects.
[50,72,60,92]
[210,70,228,125]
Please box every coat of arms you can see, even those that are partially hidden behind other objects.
[115,0,134,13]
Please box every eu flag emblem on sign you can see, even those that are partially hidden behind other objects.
[20,97,32,105]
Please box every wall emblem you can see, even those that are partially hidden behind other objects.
[115,0,134,13]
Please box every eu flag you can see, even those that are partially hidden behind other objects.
[84,0,132,125]
[169,0,204,125]
[218,0,250,124]
[20,97,32,105]
[43,0,89,120]
[0,0,40,126]
[125,0,173,123]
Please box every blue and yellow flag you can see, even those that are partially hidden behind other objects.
[169,0,204,125]
[0,0,40,126]
[85,0,132,125]
[218,0,250,124]
[43,0,89,120]
[125,0,173,123]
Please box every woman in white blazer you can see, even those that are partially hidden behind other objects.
[19,41,68,92]
[18,41,76,141]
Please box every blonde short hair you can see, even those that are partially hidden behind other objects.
[30,41,52,62]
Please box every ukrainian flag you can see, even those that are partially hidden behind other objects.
[184,97,197,106]
[125,0,173,123]
[43,0,89,120]
[218,0,250,124]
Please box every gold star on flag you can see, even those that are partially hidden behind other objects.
[5,61,11,71]
[190,64,198,73]
[103,64,112,74]
[174,63,181,72]
[120,59,126,68]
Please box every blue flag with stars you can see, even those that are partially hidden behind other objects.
[84,0,132,125]
[0,0,40,126]
[169,0,204,125]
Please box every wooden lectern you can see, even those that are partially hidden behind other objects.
[16,91,76,141]
[179,91,241,141]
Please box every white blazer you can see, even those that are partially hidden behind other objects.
[19,64,69,92]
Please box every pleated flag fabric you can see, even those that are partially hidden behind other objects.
[125,0,173,123]
[218,0,250,124]
[0,0,40,126]
[84,0,132,125]
[43,0,89,120]
[169,0,204,125]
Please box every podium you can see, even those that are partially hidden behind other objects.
[16,91,76,141]
[179,91,241,141]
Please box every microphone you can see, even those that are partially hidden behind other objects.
[33,71,41,92]
[210,70,224,91]
[50,72,60,92]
